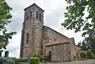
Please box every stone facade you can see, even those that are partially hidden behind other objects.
[20,3,80,62]
[20,3,44,57]
[46,42,71,62]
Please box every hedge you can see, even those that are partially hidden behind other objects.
[80,49,94,58]
[30,57,40,64]
[10,57,40,64]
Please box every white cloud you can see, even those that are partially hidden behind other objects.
[6,32,21,58]
[5,0,83,58]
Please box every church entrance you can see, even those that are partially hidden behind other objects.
[48,51,51,62]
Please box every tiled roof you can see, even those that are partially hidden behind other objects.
[46,40,70,46]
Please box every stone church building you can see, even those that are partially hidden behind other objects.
[20,3,80,62]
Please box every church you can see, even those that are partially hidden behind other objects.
[20,3,80,62]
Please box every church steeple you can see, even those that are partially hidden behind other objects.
[20,3,44,57]
[24,3,44,24]
[24,3,44,12]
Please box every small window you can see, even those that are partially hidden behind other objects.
[26,33,29,43]
[26,49,27,54]
[39,14,41,21]
[36,12,38,19]
[54,38,56,41]
[26,15,29,20]
[30,11,32,18]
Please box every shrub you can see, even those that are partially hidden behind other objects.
[0,58,6,64]
[30,57,40,64]
[17,58,28,62]
[32,54,42,62]
[10,57,40,64]
[10,57,28,64]
[87,49,94,58]
[10,57,19,64]
[80,49,95,59]
[80,51,87,58]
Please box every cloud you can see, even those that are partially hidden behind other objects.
[6,32,21,58]
[5,0,83,58]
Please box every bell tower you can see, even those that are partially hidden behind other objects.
[20,3,44,57]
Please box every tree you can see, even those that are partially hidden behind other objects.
[0,0,16,50]
[85,35,95,54]
[87,49,94,58]
[80,51,87,58]
[62,0,95,34]
[62,0,95,54]
[81,40,91,51]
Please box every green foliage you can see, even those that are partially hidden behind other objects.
[0,58,6,64]
[62,0,95,55]
[62,0,95,34]
[0,0,16,49]
[11,57,28,64]
[32,54,40,58]
[17,57,28,62]
[32,54,42,61]
[85,36,95,54]
[30,57,40,64]
[10,57,40,64]
[80,49,94,58]
[87,49,94,58]
[10,57,19,64]
[81,40,91,51]
[80,51,87,58]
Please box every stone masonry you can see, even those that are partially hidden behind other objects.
[20,3,81,62]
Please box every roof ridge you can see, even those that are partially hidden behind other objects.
[24,3,44,12]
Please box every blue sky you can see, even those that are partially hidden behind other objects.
[5,0,84,58]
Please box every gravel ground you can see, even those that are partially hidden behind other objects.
[41,59,95,64]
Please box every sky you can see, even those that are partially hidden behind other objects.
[5,0,84,58]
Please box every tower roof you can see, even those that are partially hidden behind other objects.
[24,3,44,12]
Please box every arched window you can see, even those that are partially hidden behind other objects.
[39,13,41,21]
[36,12,38,19]
[26,33,29,43]
[30,11,32,18]
[26,15,29,20]
[26,49,27,54]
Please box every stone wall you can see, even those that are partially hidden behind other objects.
[46,43,71,62]
[20,4,44,57]
[70,43,81,61]
[43,26,70,56]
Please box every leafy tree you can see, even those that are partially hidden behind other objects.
[81,40,89,51]
[62,0,95,54]
[87,49,94,58]
[80,49,94,58]
[85,36,95,54]
[80,51,87,58]
[0,0,16,50]
[62,0,95,34]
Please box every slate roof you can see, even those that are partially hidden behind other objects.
[24,3,44,12]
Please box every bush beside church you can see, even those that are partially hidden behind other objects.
[11,57,40,64]
[80,49,95,59]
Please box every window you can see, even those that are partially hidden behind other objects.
[54,38,56,41]
[26,33,29,43]
[26,49,27,54]
[26,15,29,20]
[30,11,32,18]
[36,12,38,19]
[39,13,41,21]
